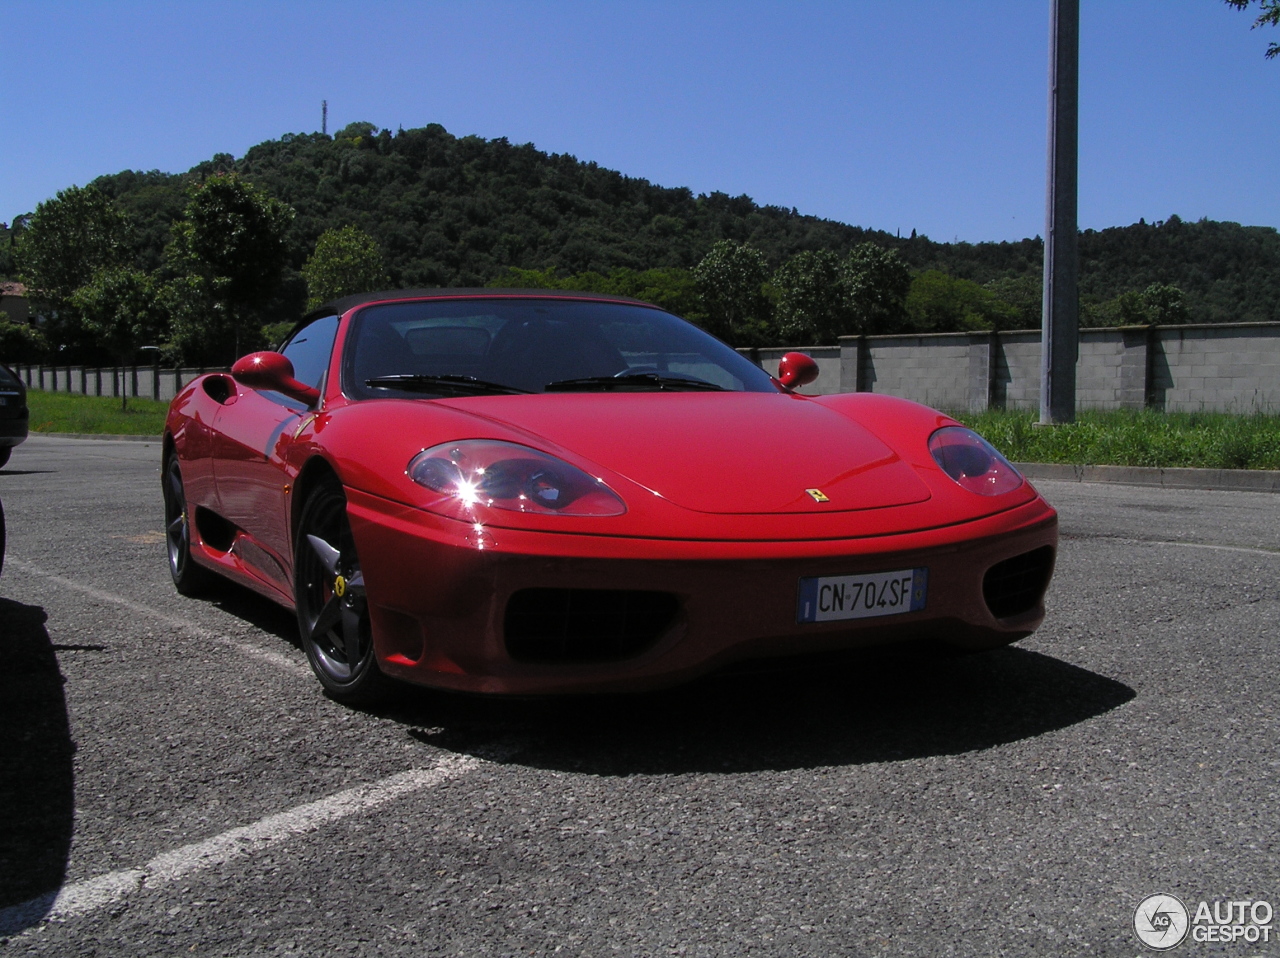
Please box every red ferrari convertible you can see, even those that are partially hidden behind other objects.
[164,290,1057,702]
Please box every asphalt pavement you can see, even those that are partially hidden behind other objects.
[0,435,1277,957]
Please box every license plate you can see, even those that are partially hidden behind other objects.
[797,567,927,623]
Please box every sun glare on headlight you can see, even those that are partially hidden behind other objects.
[408,440,626,517]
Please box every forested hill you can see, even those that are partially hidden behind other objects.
[88,122,881,288]
[28,122,1280,323]
[1077,216,1280,324]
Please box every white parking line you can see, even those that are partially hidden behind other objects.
[0,756,482,936]
[1078,537,1280,558]
[4,557,310,676]
[1146,539,1280,558]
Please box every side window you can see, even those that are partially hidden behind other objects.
[281,315,340,389]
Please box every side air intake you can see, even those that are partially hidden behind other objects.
[983,546,1054,619]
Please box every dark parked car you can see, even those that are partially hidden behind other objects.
[0,363,29,468]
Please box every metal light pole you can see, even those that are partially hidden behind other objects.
[1040,0,1079,424]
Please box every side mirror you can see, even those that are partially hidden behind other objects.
[777,352,819,391]
[230,351,321,406]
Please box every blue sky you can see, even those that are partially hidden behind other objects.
[2,1,1277,243]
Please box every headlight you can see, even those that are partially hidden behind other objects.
[928,426,1023,496]
[408,440,626,517]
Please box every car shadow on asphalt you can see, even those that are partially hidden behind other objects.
[191,585,1136,776]
[386,642,1136,776]
[0,598,74,929]
[204,583,302,649]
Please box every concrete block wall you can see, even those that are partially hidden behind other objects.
[744,322,1280,414]
[864,333,972,409]
[995,332,1041,408]
[12,364,221,403]
[1154,324,1280,413]
[1075,329,1128,408]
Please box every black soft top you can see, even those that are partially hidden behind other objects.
[302,288,658,324]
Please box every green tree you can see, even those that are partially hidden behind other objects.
[1091,284,1188,326]
[597,267,703,324]
[842,243,911,334]
[984,275,1043,329]
[905,271,1019,333]
[302,225,388,310]
[0,312,47,364]
[0,219,26,279]
[1226,0,1280,58]
[156,274,220,364]
[69,269,167,409]
[1111,290,1150,325]
[773,250,849,344]
[1141,283,1188,324]
[487,265,707,328]
[167,173,294,361]
[693,240,770,342]
[14,186,133,351]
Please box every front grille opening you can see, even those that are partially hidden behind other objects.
[504,588,679,663]
[983,546,1054,619]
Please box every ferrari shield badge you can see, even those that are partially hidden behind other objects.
[806,488,829,503]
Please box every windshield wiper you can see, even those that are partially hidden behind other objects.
[544,373,725,393]
[365,374,531,396]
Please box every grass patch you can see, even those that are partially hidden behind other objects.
[27,389,168,436]
[955,408,1280,471]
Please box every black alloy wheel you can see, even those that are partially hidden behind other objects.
[294,482,392,704]
[163,455,213,595]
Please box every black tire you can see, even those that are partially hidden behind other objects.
[294,481,393,704]
[163,455,214,595]
[0,447,11,469]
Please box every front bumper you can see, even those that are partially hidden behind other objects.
[0,412,28,446]
[347,489,1058,694]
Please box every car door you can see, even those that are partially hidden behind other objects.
[211,315,339,593]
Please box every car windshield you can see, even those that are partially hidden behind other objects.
[343,298,777,399]
[0,365,20,388]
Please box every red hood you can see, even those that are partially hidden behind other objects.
[439,392,931,515]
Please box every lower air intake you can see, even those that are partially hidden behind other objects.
[983,546,1055,619]
[505,588,679,663]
